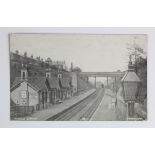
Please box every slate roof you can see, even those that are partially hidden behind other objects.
[11,77,48,92]
[60,78,71,88]
[28,77,48,90]
[47,78,60,89]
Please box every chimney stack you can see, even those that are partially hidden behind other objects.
[21,64,28,81]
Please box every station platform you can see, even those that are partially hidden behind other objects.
[28,89,96,121]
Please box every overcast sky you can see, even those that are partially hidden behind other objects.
[10,33,147,72]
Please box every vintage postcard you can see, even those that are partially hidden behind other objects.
[10,33,147,121]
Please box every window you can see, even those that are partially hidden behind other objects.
[23,72,25,80]
[21,91,27,99]
[58,74,62,78]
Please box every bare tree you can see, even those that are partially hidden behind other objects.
[72,66,82,73]
[127,37,146,73]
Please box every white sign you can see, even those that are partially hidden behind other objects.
[21,91,27,99]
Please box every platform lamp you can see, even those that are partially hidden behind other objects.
[121,55,141,120]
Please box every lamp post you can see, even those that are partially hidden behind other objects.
[121,56,141,120]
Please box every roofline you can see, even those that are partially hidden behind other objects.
[121,72,128,82]
[10,83,21,92]
[10,79,40,92]
[121,71,141,82]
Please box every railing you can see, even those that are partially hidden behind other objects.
[79,72,125,77]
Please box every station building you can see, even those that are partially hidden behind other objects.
[10,64,73,113]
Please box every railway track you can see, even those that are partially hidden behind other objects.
[79,90,104,121]
[47,89,104,121]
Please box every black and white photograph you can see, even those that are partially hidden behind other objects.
[9,33,147,121]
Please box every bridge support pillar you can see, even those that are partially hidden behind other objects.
[107,76,108,86]
[114,76,117,92]
[86,77,89,82]
[94,76,96,88]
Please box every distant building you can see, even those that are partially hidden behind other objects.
[45,58,67,70]
[52,60,66,70]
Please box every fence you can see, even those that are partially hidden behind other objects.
[10,105,34,120]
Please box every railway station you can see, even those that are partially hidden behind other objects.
[10,34,147,121]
